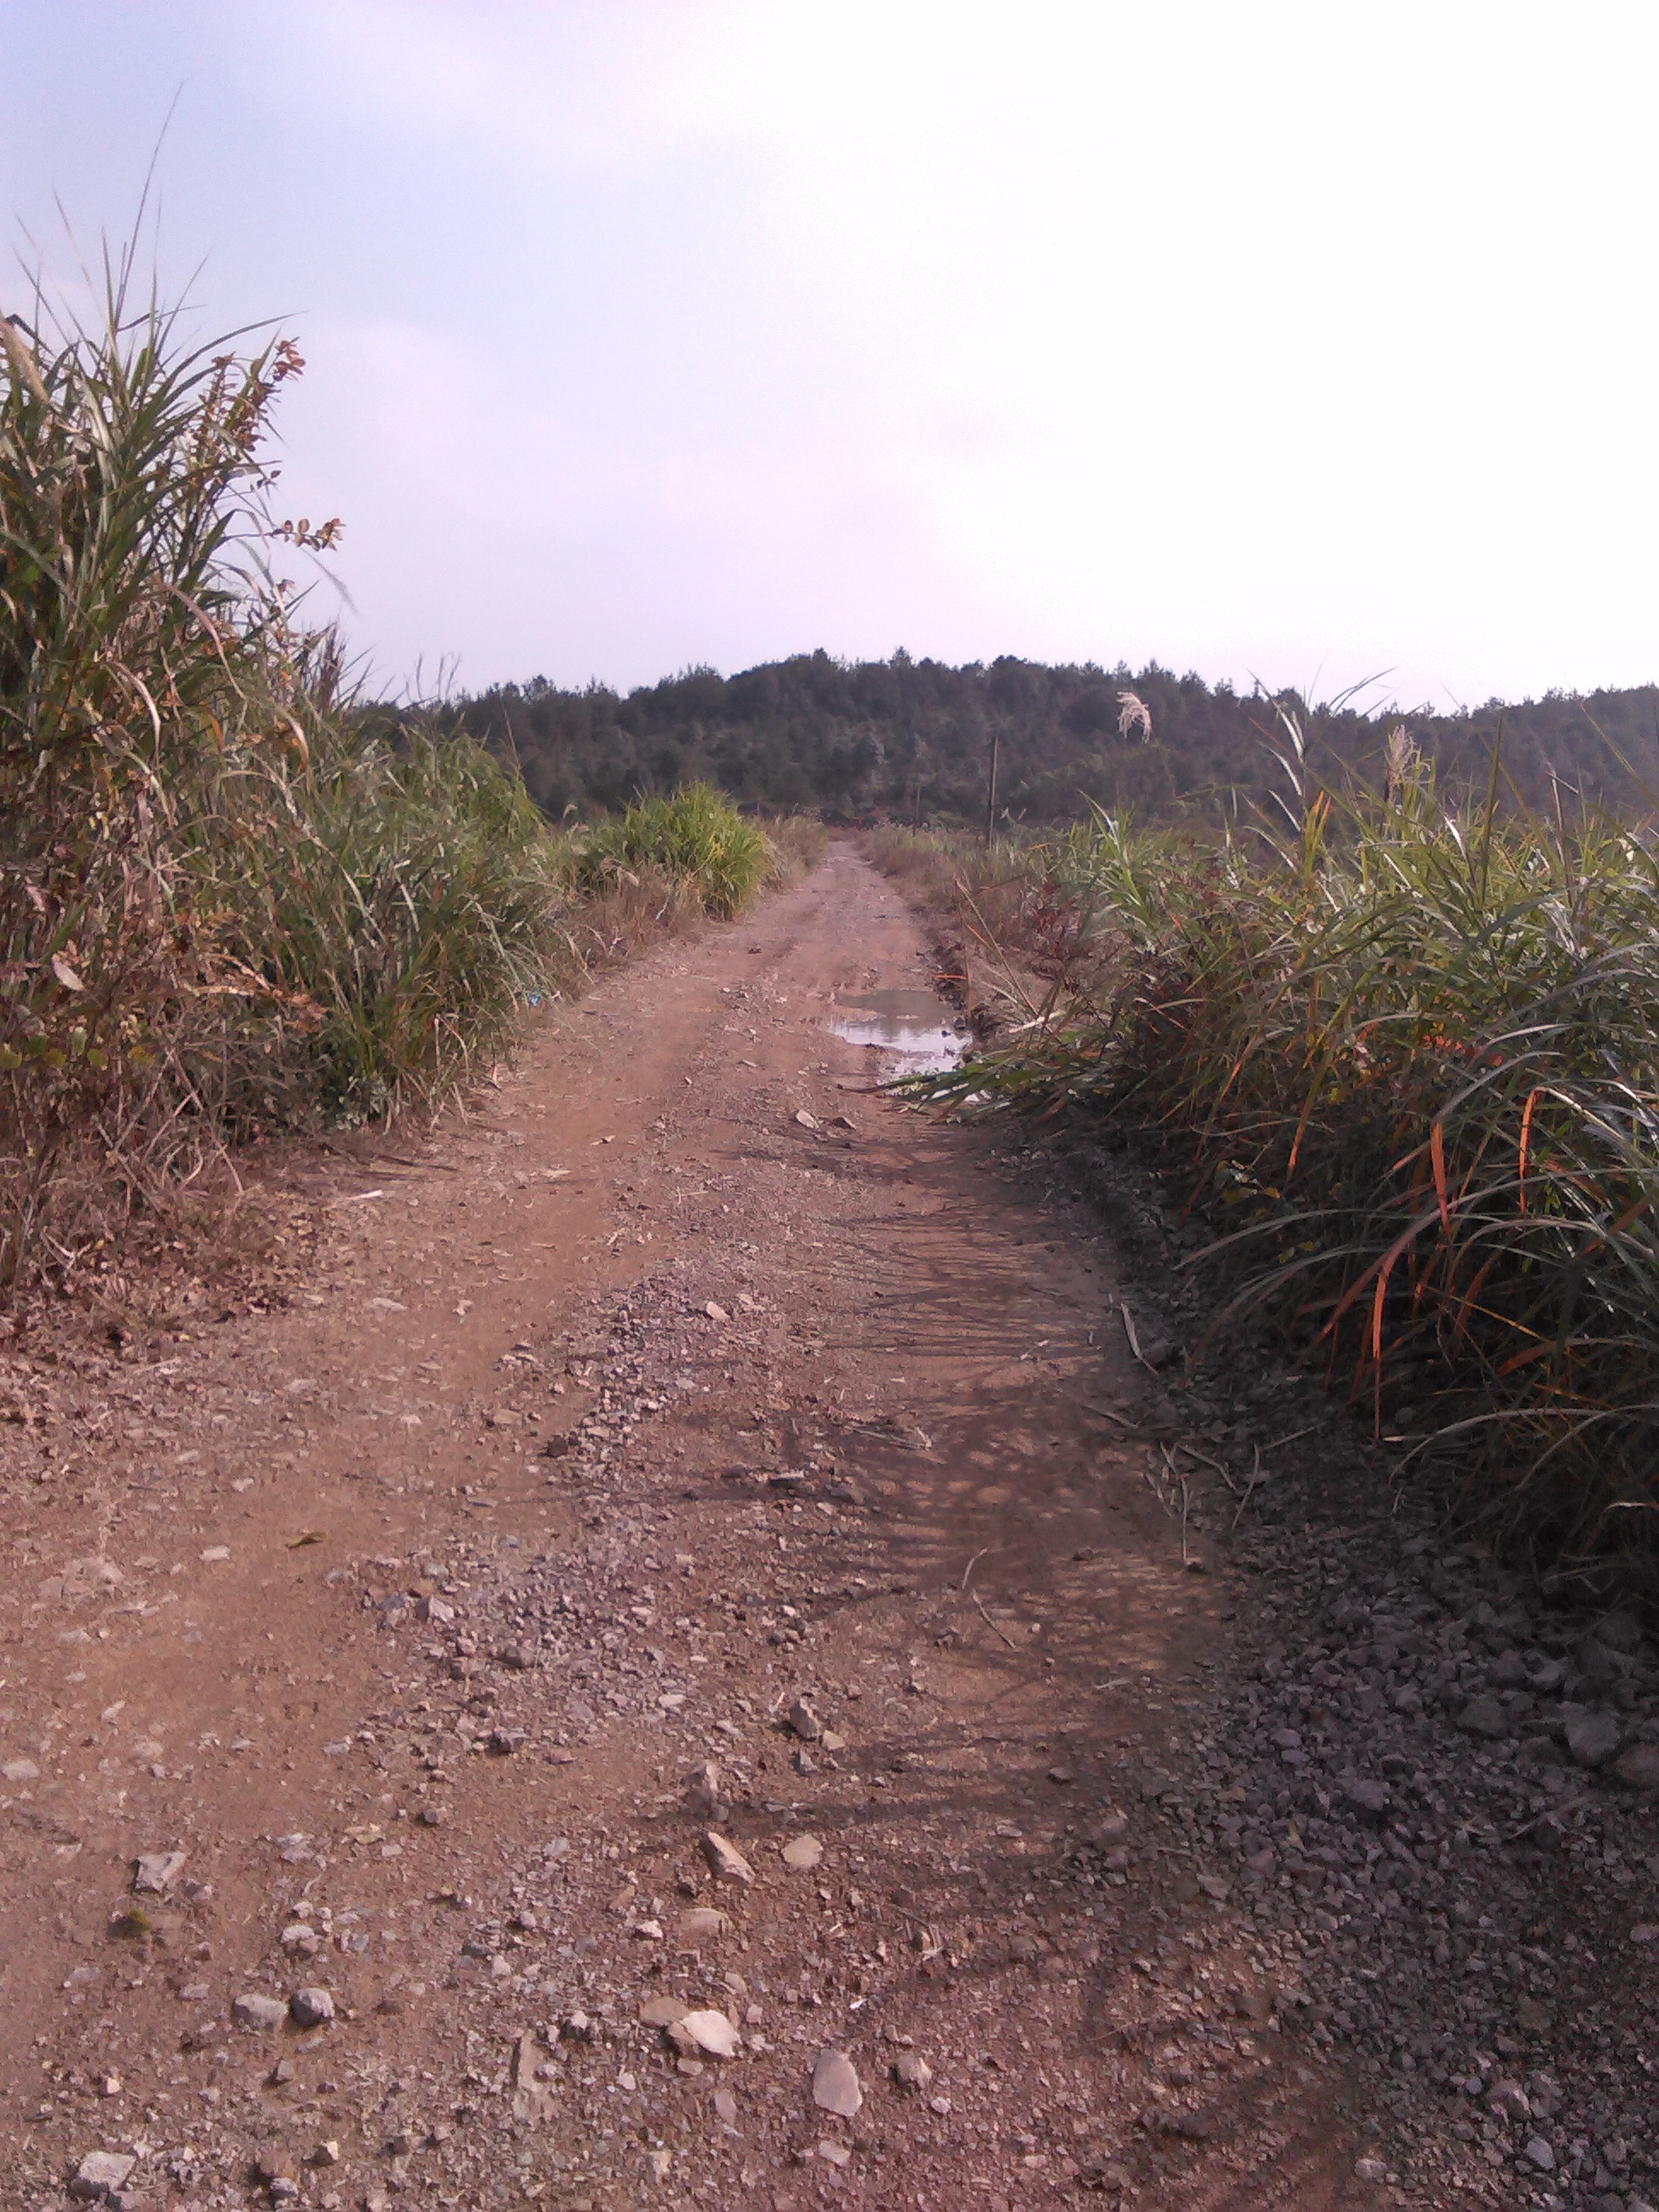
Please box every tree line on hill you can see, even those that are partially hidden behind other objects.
[434,649,1659,828]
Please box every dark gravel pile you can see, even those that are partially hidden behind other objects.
[1054,1130,1659,2210]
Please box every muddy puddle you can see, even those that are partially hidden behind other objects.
[829,987,967,1073]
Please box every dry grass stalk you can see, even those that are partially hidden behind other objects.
[887,707,1659,1584]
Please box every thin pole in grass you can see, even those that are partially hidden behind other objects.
[985,729,999,845]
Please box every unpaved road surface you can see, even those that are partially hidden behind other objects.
[1,843,1656,2212]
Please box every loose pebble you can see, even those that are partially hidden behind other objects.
[702,1831,755,1884]
[812,2047,862,2116]
[674,2009,742,2059]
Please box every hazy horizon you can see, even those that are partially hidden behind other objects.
[4,1,1656,714]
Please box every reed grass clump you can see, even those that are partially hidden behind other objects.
[762,812,828,882]
[201,721,575,1128]
[578,783,776,917]
[922,713,1659,1580]
[0,258,817,1304]
[864,824,1056,955]
[0,259,571,1292]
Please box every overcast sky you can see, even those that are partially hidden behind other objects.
[3,0,1656,709]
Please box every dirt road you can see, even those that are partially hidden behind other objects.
[3,842,1654,2212]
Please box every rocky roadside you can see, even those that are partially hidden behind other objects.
[1045,1134,1659,2211]
[1185,1452,1659,2209]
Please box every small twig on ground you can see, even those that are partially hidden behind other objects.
[1195,1452,1243,1497]
[1260,1424,1318,1454]
[1508,1795,1592,1840]
[969,1583,1020,1649]
[1159,1444,1193,1557]
[1158,1442,1185,1523]
[1083,1401,1136,1429]
[1173,1440,1230,1479]
[1230,1446,1265,1534]
[961,1546,992,1593]
[1119,1301,1158,1372]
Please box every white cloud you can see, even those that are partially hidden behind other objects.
[15,0,1651,704]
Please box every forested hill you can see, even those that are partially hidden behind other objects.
[440,651,1659,826]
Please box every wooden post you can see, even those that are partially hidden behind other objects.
[985,730,999,844]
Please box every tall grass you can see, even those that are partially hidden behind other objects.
[762,811,828,882]
[196,719,576,1129]
[577,783,777,917]
[0,262,805,1301]
[913,715,1659,1581]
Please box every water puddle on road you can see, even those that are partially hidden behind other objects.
[829,987,968,1074]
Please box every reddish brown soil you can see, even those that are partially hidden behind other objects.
[0,844,1405,2209]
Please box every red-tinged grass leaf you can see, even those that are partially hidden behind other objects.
[1516,1087,1540,1214]
[1429,1119,1452,1237]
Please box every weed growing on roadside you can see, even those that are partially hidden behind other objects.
[578,783,777,918]
[1,260,809,1304]
[892,716,1659,1584]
